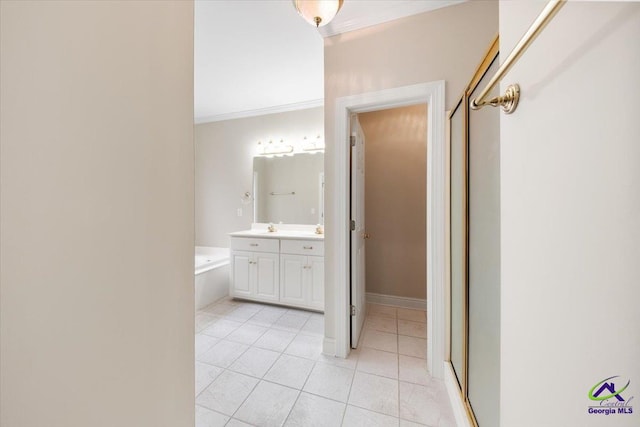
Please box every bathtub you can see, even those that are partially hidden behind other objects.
[195,246,230,310]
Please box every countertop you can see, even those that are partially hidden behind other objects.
[229,229,325,241]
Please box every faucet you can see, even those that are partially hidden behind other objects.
[268,223,277,233]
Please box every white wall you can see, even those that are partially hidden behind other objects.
[195,107,323,247]
[500,2,640,427]
[0,2,194,426]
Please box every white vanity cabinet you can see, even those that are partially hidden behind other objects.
[230,238,280,303]
[229,234,324,311]
[280,240,324,310]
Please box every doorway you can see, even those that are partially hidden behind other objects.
[349,105,428,349]
[330,81,446,379]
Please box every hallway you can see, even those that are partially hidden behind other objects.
[195,299,454,426]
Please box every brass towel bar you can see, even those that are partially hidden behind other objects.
[470,0,566,114]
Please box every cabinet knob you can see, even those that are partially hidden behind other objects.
[303,246,313,250]
[362,233,371,239]
[250,243,259,247]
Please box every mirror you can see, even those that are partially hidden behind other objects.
[253,153,324,225]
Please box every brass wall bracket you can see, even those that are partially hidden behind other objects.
[471,84,520,114]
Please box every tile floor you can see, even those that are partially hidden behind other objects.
[195,298,455,427]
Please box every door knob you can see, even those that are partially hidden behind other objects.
[362,233,371,239]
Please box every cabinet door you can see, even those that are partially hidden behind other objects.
[231,251,252,298]
[307,256,324,310]
[255,252,279,302]
[280,254,306,306]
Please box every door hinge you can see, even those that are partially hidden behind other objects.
[350,220,356,231]
[350,305,356,316]
[350,135,356,147]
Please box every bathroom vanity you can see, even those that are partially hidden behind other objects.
[229,228,324,311]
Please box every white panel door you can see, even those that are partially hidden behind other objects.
[308,255,325,310]
[280,254,306,306]
[231,251,252,298]
[351,115,367,348]
[255,252,279,302]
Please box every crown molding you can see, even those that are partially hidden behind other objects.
[195,98,324,124]
[319,0,465,38]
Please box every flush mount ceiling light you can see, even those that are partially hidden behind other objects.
[293,0,344,28]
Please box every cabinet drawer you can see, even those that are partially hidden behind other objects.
[230,237,279,253]
[280,239,324,256]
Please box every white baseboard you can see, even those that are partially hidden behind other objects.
[444,361,472,427]
[366,292,427,310]
[322,338,336,356]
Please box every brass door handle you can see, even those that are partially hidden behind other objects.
[362,233,371,239]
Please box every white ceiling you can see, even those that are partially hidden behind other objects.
[194,0,463,123]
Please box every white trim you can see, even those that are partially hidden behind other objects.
[365,292,426,311]
[194,99,324,124]
[444,361,472,427]
[330,81,446,379]
[319,1,465,38]
[322,338,336,356]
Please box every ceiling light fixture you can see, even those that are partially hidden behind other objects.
[293,0,344,28]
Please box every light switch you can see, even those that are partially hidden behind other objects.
[237,208,243,217]
[311,208,316,215]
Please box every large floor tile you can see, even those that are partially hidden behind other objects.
[272,313,309,332]
[300,314,325,336]
[196,313,220,332]
[365,315,398,334]
[225,305,261,322]
[285,333,323,360]
[397,320,427,339]
[398,355,429,386]
[248,307,286,327]
[226,323,268,345]
[195,370,258,416]
[198,339,248,368]
[253,328,297,352]
[398,336,427,359]
[348,371,399,417]
[195,334,219,358]
[317,353,359,370]
[400,420,427,427]
[342,405,400,427]
[368,304,397,319]
[195,405,229,427]
[303,362,354,403]
[356,347,399,379]
[362,329,398,353]
[226,419,253,427]
[264,354,315,390]
[203,302,237,316]
[285,392,346,427]
[195,362,224,396]
[229,346,280,378]
[234,381,300,427]
[285,308,313,319]
[399,381,444,426]
[201,318,243,339]
[396,308,426,323]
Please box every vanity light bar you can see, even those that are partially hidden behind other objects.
[257,135,324,156]
[262,145,294,155]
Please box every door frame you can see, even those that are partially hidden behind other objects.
[330,81,446,378]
